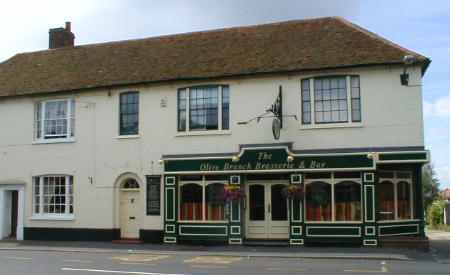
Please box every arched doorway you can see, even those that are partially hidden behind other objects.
[119,178,140,239]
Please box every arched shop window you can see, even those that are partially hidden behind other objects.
[180,183,203,221]
[305,181,332,221]
[334,181,361,221]
[397,181,412,219]
[205,183,226,221]
[377,171,414,221]
[179,176,227,222]
[377,181,395,220]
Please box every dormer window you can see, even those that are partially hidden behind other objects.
[301,76,361,126]
[34,99,75,142]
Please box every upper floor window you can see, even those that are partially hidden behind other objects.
[301,76,361,125]
[33,175,74,218]
[178,85,230,132]
[119,92,139,136]
[34,99,75,141]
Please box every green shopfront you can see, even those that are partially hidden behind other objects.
[161,144,428,246]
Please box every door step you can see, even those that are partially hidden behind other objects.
[244,240,289,247]
[112,239,142,244]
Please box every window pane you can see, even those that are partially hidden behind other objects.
[271,184,288,221]
[222,86,230,130]
[206,183,225,221]
[397,181,412,219]
[180,184,203,221]
[120,92,139,135]
[38,175,73,215]
[335,181,361,221]
[377,181,395,220]
[43,101,69,138]
[314,77,348,123]
[249,185,265,221]
[35,102,42,139]
[306,181,332,221]
[146,176,161,215]
[350,76,361,122]
[301,79,311,125]
[189,86,219,130]
[178,89,187,131]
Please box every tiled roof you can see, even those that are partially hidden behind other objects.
[0,17,429,98]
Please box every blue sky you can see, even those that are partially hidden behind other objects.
[0,0,448,188]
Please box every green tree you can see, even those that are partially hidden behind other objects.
[422,164,440,211]
[427,199,445,226]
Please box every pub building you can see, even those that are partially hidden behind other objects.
[0,17,430,247]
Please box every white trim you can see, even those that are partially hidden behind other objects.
[363,239,378,246]
[376,150,430,164]
[163,236,177,244]
[165,177,175,186]
[230,175,240,185]
[116,135,140,140]
[229,238,242,245]
[291,226,302,236]
[32,138,76,145]
[178,225,228,236]
[300,123,363,130]
[165,224,175,233]
[230,200,240,222]
[230,226,241,235]
[364,185,375,222]
[177,220,228,224]
[290,174,303,184]
[29,215,75,221]
[376,219,420,224]
[175,130,232,137]
[365,226,376,236]
[306,226,361,237]
[364,172,375,183]
[378,224,419,236]
[165,187,175,222]
[290,238,304,245]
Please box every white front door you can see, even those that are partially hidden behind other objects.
[246,181,289,240]
[120,190,140,239]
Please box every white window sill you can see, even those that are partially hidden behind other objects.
[116,135,140,140]
[176,130,232,137]
[30,215,75,221]
[300,122,363,130]
[32,138,76,145]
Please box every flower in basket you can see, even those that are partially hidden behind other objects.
[222,185,246,202]
[281,185,304,200]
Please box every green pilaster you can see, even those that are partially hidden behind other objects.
[163,176,178,244]
[228,175,243,244]
[363,172,378,246]
[414,164,425,238]
[289,173,304,245]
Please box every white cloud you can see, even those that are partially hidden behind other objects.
[436,166,450,188]
[424,94,450,118]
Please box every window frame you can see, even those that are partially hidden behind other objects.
[377,170,414,222]
[177,85,230,133]
[178,176,228,223]
[146,175,161,216]
[304,172,362,223]
[34,98,75,143]
[32,174,74,220]
[119,91,140,137]
[300,75,362,128]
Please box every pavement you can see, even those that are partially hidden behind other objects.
[0,231,449,275]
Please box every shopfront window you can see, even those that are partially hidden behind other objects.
[335,181,361,221]
[180,183,202,221]
[179,177,227,222]
[206,183,226,221]
[305,181,332,221]
[377,170,414,221]
[397,181,412,219]
[305,172,362,222]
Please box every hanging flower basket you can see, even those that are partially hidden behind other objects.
[222,185,246,202]
[282,185,304,200]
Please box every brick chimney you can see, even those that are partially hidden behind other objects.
[49,22,75,49]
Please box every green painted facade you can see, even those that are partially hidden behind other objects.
[162,147,427,246]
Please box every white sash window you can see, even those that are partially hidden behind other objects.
[34,99,75,142]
